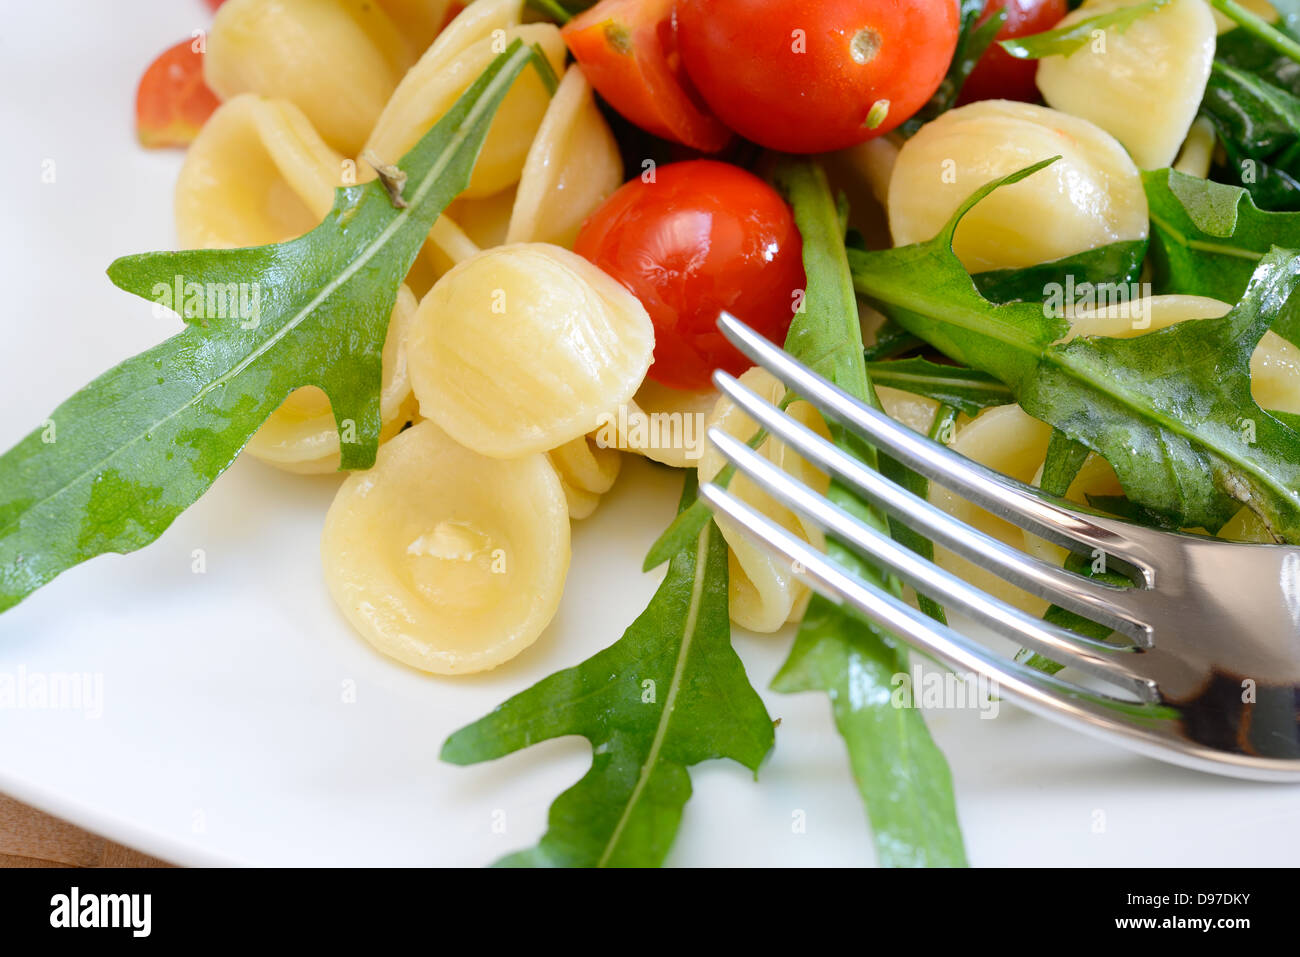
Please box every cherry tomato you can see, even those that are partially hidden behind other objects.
[675,0,959,153]
[204,0,229,10]
[575,161,805,391]
[958,0,1068,104]
[135,38,221,149]
[562,0,732,153]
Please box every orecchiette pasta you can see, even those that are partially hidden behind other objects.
[363,11,566,198]
[1174,116,1217,179]
[175,94,343,250]
[376,0,458,57]
[547,434,623,520]
[506,66,624,248]
[698,368,833,633]
[245,286,420,473]
[1036,0,1216,170]
[605,379,720,469]
[887,100,1148,271]
[321,419,570,675]
[205,0,414,157]
[930,404,1057,616]
[408,243,655,458]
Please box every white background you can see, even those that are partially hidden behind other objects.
[0,0,1297,866]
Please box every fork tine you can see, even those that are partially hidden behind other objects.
[708,428,1158,700]
[712,372,1152,644]
[703,480,1300,782]
[716,312,1157,587]
[699,480,1151,712]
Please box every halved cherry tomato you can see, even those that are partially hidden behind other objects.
[575,161,804,391]
[958,0,1068,104]
[561,0,732,153]
[676,0,959,153]
[135,38,221,149]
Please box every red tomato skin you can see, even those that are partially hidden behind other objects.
[958,0,1068,104]
[675,0,959,153]
[562,0,732,152]
[575,161,805,391]
[204,0,228,10]
[135,38,221,149]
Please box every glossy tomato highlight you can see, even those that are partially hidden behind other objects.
[676,0,959,153]
[575,161,805,391]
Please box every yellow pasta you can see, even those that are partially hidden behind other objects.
[175,94,343,250]
[321,419,570,675]
[507,66,625,248]
[887,100,1148,272]
[245,286,420,473]
[548,434,623,520]
[698,368,833,633]
[408,243,655,458]
[1036,0,1216,170]
[601,379,719,469]
[205,0,413,157]
[363,5,566,198]
[376,0,458,57]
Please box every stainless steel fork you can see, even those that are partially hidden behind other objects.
[700,313,1300,781]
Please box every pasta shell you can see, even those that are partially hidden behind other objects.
[376,0,458,57]
[205,0,413,157]
[597,379,718,469]
[175,94,343,250]
[888,100,1148,272]
[1036,0,1216,170]
[321,419,570,674]
[408,243,655,458]
[548,434,623,520]
[363,21,566,198]
[246,286,420,473]
[507,66,624,248]
[698,368,832,633]
[930,404,1055,616]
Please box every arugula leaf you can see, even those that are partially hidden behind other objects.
[1200,59,1300,212]
[881,404,960,625]
[901,0,1007,134]
[1000,0,1170,60]
[771,158,967,868]
[0,42,537,614]
[442,473,774,868]
[851,160,1300,543]
[1207,0,1300,66]
[862,320,924,361]
[1039,428,1091,497]
[971,240,1148,304]
[1143,168,1300,347]
[866,358,1012,416]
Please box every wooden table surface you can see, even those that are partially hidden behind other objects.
[0,794,170,868]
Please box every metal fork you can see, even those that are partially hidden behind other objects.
[700,313,1300,781]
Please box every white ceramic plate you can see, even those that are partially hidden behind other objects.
[2,0,1299,867]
